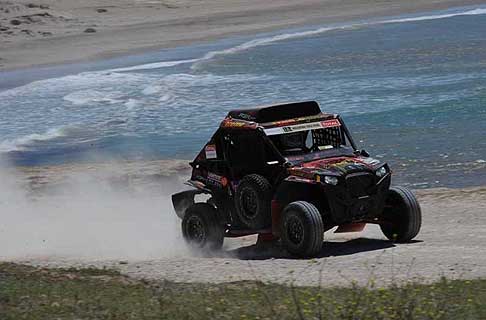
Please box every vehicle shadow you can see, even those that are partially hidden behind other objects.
[226,238,398,260]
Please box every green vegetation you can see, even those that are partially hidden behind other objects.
[0,262,485,320]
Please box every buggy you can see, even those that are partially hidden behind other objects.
[172,101,421,257]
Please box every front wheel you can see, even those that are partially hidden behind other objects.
[380,186,422,242]
[280,201,324,258]
[182,203,224,251]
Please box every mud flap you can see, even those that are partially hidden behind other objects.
[271,200,282,237]
[171,190,203,219]
[334,223,366,233]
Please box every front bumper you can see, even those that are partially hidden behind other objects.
[324,172,391,224]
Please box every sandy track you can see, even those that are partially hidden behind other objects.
[17,183,486,287]
[112,188,486,287]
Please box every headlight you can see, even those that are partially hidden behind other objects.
[376,166,387,178]
[324,176,339,185]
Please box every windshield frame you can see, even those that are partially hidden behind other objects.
[261,115,359,165]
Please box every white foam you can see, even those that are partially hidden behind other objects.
[0,72,148,104]
[159,94,173,102]
[124,98,140,109]
[63,90,124,106]
[142,85,162,95]
[108,59,199,72]
[191,27,336,69]
[382,8,486,24]
[0,127,68,153]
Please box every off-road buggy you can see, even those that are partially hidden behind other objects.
[172,101,421,257]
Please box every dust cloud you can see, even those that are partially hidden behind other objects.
[0,160,189,261]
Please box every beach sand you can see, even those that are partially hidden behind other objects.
[1,0,485,70]
[4,161,486,286]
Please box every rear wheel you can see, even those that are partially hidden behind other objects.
[281,201,324,258]
[182,203,224,251]
[380,186,421,242]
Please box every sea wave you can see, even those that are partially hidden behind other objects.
[0,127,68,153]
[0,72,148,101]
[190,27,337,70]
[63,90,125,106]
[108,59,199,72]
[142,73,271,98]
[382,8,486,24]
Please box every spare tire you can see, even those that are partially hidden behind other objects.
[235,174,272,229]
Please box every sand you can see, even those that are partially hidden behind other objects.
[1,0,485,70]
[2,161,485,287]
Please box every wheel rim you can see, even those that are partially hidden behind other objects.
[241,188,258,218]
[186,216,206,245]
[286,215,304,246]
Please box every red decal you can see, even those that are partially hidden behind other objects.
[321,119,341,128]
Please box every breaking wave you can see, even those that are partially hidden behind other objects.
[0,127,68,153]
[108,59,199,72]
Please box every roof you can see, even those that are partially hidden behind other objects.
[227,101,323,123]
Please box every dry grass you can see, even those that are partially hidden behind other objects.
[1,262,485,320]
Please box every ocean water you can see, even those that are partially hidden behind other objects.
[1,6,485,188]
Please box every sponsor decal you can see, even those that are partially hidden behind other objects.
[205,144,217,159]
[264,120,339,136]
[221,119,257,129]
[286,176,316,184]
[321,119,341,128]
[360,157,381,166]
[325,159,368,172]
[238,113,257,121]
[206,172,227,188]
[302,157,371,171]
[270,114,327,127]
[287,167,316,180]
[271,119,295,126]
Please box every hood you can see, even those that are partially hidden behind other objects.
[288,156,382,179]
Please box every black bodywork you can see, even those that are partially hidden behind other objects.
[172,101,391,236]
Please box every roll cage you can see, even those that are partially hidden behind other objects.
[190,114,359,185]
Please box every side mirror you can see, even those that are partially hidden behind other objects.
[360,149,370,157]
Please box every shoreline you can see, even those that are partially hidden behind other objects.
[1,0,485,72]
